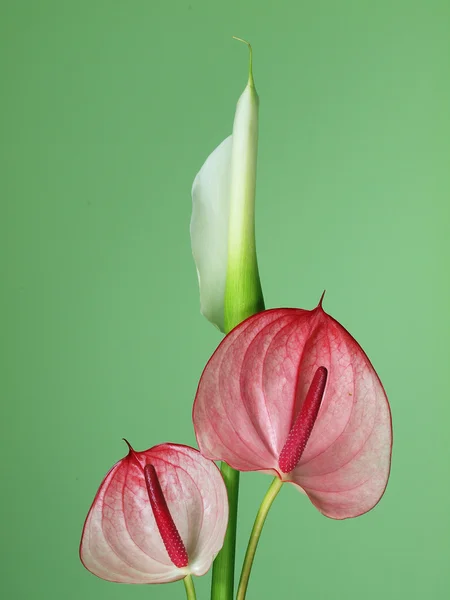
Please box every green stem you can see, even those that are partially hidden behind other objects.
[211,463,240,600]
[183,575,197,600]
[236,477,283,600]
[211,37,265,600]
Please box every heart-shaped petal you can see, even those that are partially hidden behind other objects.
[193,304,392,519]
[80,443,229,583]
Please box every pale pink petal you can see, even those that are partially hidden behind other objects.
[193,311,292,471]
[80,444,228,583]
[289,314,392,519]
[193,306,392,519]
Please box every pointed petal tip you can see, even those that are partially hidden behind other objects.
[122,439,142,467]
[232,36,254,87]
[122,438,133,453]
[318,290,326,310]
[232,35,252,49]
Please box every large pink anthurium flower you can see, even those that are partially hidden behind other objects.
[193,300,392,520]
[80,443,229,583]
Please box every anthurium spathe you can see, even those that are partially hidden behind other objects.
[80,442,228,583]
[191,39,264,334]
[193,300,392,520]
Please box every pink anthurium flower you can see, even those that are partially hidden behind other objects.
[80,442,229,583]
[193,299,392,520]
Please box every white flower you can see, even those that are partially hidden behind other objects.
[191,39,263,333]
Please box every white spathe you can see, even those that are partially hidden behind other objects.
[191,136,232,332]
[191,55,259,333]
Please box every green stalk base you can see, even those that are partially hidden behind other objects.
[211,463,240,600]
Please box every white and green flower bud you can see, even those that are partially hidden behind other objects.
[191,39,264,334]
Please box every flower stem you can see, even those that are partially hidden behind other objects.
[183,575,197,600]
[236,477,283,600]
[211,463,240,600]
[210,37,265,600]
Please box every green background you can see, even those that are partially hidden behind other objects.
[2,1,449,599]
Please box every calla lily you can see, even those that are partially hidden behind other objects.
[193,300,392,520]
[191,39,264,333]
[80,442,229,583]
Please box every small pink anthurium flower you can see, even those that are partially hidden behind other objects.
[80,442,229,583]
[193,298,392,520]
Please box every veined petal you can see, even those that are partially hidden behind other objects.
[80,443,229,583]
[191,136,232,332]
[193,310,299,470]
[193,305,392,519]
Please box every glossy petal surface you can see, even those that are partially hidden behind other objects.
[80,444,228,583]
[193,306,392,519]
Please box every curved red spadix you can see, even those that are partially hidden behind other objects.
[193,304,392,520]
[143,464,189,568]
[80,443,228,583]
[278,366,328,474]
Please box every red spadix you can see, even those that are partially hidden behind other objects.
[278,366,328,474]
